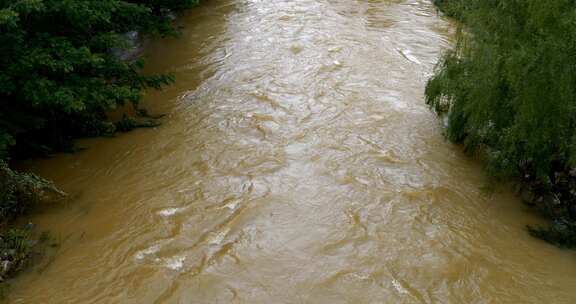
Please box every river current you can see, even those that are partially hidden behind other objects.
[10,0,576,303]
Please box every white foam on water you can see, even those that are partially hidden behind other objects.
[157,207,185,217]
[135,244,161,260]
[221,200,240,210]
[164,255,186,271]
[392,279,409,295]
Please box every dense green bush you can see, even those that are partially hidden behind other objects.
[428,0,576,246]
[0,0,199,160]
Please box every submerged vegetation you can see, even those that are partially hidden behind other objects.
[428,0,576,246]
[0,0,199,285]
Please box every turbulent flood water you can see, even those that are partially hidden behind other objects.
[10,0,576,303]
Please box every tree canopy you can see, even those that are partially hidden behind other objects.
[0,0,199,160]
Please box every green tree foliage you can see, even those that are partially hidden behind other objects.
[428,0,576,246]
[0,0,199,160]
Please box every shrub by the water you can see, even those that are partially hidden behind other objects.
[428,0,576,246]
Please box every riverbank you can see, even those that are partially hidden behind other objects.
[8,1,576,302]
[0,162,66,285]
[0,0,201,292]
[428,0,576,247]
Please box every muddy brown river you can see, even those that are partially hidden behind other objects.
[9,0,576,303]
